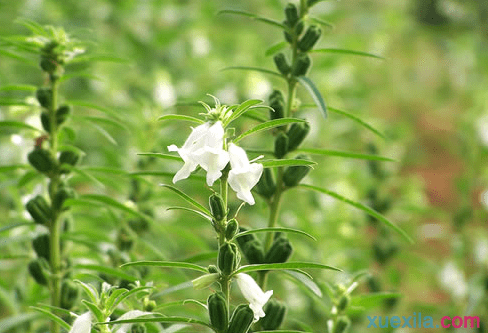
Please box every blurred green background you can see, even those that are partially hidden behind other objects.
[1,0,488,332]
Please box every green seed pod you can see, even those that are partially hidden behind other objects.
[235,227,257,249]
[32,233,50,262]
[116,227,134,252]
[28,148,57,174]
[218,242,239,275]
[227,304,254,333]
[287,122,310,151]
[273,53,291,75]
[274,132,289,159]
[269,90,285,120]
[337,294,350,312]
[256,168,276,198]
[59,150,81,174]
[208,292,228,332]
[40,112,51,133]
[40,57,58,74]
[28,259,48,286]
[293,53,312,76]
[60,280,80,310]
[209,194,226,221]
[298,25,322,52]
[285,3,299,27]
[284,30,293,44]
[265,237,293,264]
[243,240,265,264]
[52,186,75,211]
[26,196,51,225]
[36,88,52,109]
[143,297,157,312]
[131,324,146,333]
[56,105,72,125]
[208,265,219,273]
[225,219,239,240]
[333,316,351,333]
[261,299,286,330]
[282,154,311,187]
[295,21,304,36]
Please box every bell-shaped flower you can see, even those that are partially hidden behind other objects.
[235,273,273,322]
[69,312,92,333]
[227,143,263,205]
[168,121,229,186]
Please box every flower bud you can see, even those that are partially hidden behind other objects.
[269,99,285,122]
[26,195,52,225]
[273,53,291,76]
[208,292,228,332]
[209,193,226,222]
[143,297,157,312]
[60,280,80,310]
[36,88,52,109]
[285,3,300,28]
[337,294,350,312]
[131,324,146,333]
[256,168,276,199]
[208,265,219,273]
[32,233,50,262]
[265,237,293,264]
[40,57,58,74]
[260,299,286,330]
[52,186,75,211]
[56,105,72,125]
[287,122,310,151]
[40,112,51,133]
[242,240,265,264]
[292,53,312,76]
[28,259,48,286]
[192,273,220,290]
[227,304,254,333]
[282,154,311,187]
[28,148,57,174]
[225,219,239,240]
[298,25,322,52]
[218,242,240,275]
[333,316,351,333]
[274,132,289,159]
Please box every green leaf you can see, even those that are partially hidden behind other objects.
[235,227,316,241]
[310,17,335,30]
[297,148,395,161]
[350,292,402,309]
[77,115,129,131]
[299,184,414,243]
[109,286,153,312]
[0,99,31,106]
[160,185,211,216]
[233,262,341,276]
[234,118,307,143]
[218,9,286,29]
[90,123,117,145]
[283,270,322,297]
[0,164,30,173]
[0,84,37,91]
[260,158,316,168]
[68,100,121,121]
[167,207,212,222]
[225,99,263,126]
[137,153,183,162]
[70,54,129,64]
[312,48,384,60]
[265,41,288,57]
[17,170,40,188]
[98,315,212,328]
[296,76,327,118]
[254,331,313,333]
[0,222,33,234]
[158,114,205,124]
[75,280,99,303]
[81,300,104,322]
[221,66,284,79]
[328,106,386,139]
[69,166,105,188]
[0,50,36,65]
[30,306,70,331]
[121,261,208,273]
[15,18,45,35]
[0,313,40,333]
[75,264,137,282]
[0,121,42,132]
[58,72,104,83]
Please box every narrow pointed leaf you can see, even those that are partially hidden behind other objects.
[78,115,129,131]
[236,227,316,241]
[218,9,286,29]
[167,207,212,222]
[234,118,307,143]
[259,158,316,168]
[110,286,154,311]
[121,261,208,273]
[310,17,335,29]
[0,313,40,333]
[137,153,183,162]
[75,264,137,281]
[160,184,211,216]
[265,41,288,56]
[350,292,401,309]
[299,184,414,243]
[81,300,104,321]
[30,307,70,331]
[329,106,385,139]
[0,84,36,91]
[0,50,36,65]
[158,114,205,124]
[0,222,33,234]
[0,164,30,172]
[296,76,327,118]
[226,99,263,125]
[90,123,117,145]
[18,170,40,188]
[312,48,384,59]
[75,280,99,303]
[283,270,323,297]
[99,316,212,328]
[297,148,395,161]
[233,262,341,276]
[0,121,42,132]
[68,166,105,188]
[221,66,284,79]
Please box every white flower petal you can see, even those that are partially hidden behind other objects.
[235,273,273,322]
[69,312,92,333]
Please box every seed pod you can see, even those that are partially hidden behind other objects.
[285,3,299,27]
[298,25,322,52]
[28,259,48,286]
[227,304,254,333]
[60,280,80,310]
[261,299,286,330]
[36,88,52,109]
[287,122,310,151]
[26,196,51,225]
[143,298,157,312]
[131,324,146,333]
[235,227,257,249]
[273,53,291,76]
[295,21,304,36]
[225,219,239,240]
[292,53,312,76]
[207,265,219,274]
[208,292,228,332]
[52,186,75,211]
[337,294,350,312]
[209,194,226,221]
[28,148,57,174]
[284,30,293,44]
[56,105,72,125]
[256,168,276,198]
[333,316,351,333]
[243,240,264,264]
[265,237,293,264]
[274,132,289,159]
[59,150,81,167]
[116,227,134,252]
[282,154,311,187]
[32,233,50,262]
[40,112,51,133]
[218,242,239,275]
[40,57,58,74]
[269,90,285,121]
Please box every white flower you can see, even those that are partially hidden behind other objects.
[235,273,273,322]
[168,121,229,186]
[69,312,92,333]
[228,143,263,205]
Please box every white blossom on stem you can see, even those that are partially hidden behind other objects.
[228,143,263,205]
[69,312,92,333]
[235,273,273,322]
